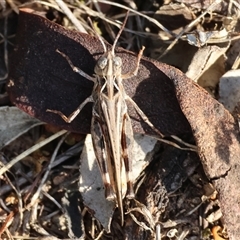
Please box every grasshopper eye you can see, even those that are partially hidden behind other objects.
[97,57,108,69]
[113,57,122,67]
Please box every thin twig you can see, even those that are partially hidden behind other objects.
[28,132,69,208]
[0,141,82,196]
[0,16,8,82]
[158,0,223,59]
[55,0,87,33]
[0,130,67,176]
[87,0,173,35]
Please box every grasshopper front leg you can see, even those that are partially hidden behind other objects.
[56,49,95,82]
[47,96,93,123]
[47,49,95,122]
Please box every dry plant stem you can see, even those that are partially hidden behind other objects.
[0,172,33,197]
[0,17,8,81]
[28,132,69,208]
[95,229,105,240]
[129,212,153,232]
[80,3,138,36]
[3,229,10,240]
[232,52,240,69]
[92,1,103,14]
[156,224,161,240]
[24,170,42,203]
[55,0,87,33]
[159,0,223,59]
[91,218,95,238]
[185,200,205,216]
[179,230,190,240]
[232,0,240,10]
[0,211,14,236]
[0,129,67,176]
[127,200,155,231]
[0,142,82,197]
[33,0,62,10]
[40,209,60,221]
[30,202,51,236]
[41,191,63,210]
[6,0,19,14]
[51,141,83,168]
[4,171,23,232]
[0,198,11,213]
[91,0,173,35]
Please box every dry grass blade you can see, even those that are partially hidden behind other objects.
[96,0,173,35]
[27,132,69,208]
[0,142,82,197]
[158,0,224,59]
[0,130,67,176]
[55,0,87,33]
[0,17,9,82]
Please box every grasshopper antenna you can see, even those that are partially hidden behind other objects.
[88,10,129,54]
[112,11,130,55]
[87,17,107,53]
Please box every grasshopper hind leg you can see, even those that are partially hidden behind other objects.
[91,116,116,200]
[122,113,135,199]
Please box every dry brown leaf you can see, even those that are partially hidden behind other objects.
[186,45,227,89]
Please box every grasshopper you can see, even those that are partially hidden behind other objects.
[47,13,195,225]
